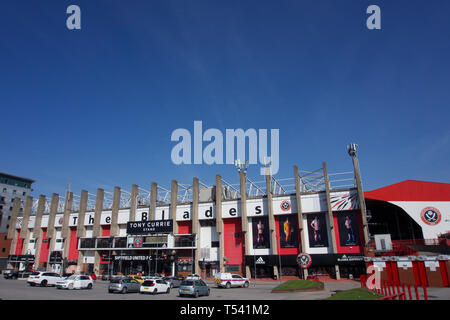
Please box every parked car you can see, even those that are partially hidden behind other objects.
[3,269,19,279]
[178,279,210,298]
[142,275,163,281]
[306,275,319,281]
[108,277,141,293]
[82,272,97,280]
[127,275,145,284]
[27,271,62,287]
[56,274,94,290]
[163,275,184,288]
[214,273,250,288]
[185,274,201,280]
[140,279,171,295]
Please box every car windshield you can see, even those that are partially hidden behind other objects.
[142,280,154,286]
[181,280,194,286]
[110,279,122,283]
[67,275,78,280]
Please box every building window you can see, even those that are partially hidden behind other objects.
[8,216,10,220]
[4,236,6,240]
[2,188,6,193]
[9,207,13,211]
[1,248,5,253]
[13,190,16,194]
[22,192,26,196]
[211,241,220,248]
[225,265,240,272]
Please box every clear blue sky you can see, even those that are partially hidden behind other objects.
[1,0,449,197]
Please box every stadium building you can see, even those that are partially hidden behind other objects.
[5,157,450,285]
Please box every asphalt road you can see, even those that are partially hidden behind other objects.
[0,278,361,300]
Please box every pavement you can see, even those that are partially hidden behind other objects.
[0,277,360,300]
[1,278,448,300]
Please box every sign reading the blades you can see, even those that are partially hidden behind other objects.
[127,219,173,235]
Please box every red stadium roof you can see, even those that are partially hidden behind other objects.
[364,180,450,202]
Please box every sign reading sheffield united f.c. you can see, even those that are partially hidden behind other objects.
[297,253,312,268]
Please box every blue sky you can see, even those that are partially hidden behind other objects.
[1,0,449,197]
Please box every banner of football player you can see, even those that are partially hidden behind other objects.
[337,211,360,246]
[252,217,270,249]
[278,215,298,248]
[306,213,329,248]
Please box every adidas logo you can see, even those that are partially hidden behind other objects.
[256,257,265,264]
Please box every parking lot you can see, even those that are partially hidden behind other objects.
[0,277,361,300]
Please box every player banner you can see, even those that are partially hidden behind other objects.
[252,217,270,249]
[307,213,329,248]
[337,211,360,246]
[278,215,298,248]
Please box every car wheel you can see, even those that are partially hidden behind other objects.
[206,289,210,296]
[87,283,92,289]
[243,282,249,288]
[122,287,128,294]
[108,290,113,293]
[226,282,231,289]
[40,280,47,287]
[68,283,74,290]
[194,291,199,298]
[153,289,157,295]
[166,287,170,294]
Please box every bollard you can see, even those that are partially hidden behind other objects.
[423,285,428,301]
[402,284,406,301]
[408,284,412,300]
[414,285,419,300]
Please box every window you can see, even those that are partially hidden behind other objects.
[1,248,5,253]
[9,207,12,211]
[211,241,219,248]
[12,190,16,194]
[4,236,7,240]
[22,192,26,196]
[225,265,239,272]
[2,188,6,193]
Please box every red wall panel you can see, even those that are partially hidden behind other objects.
[223,218,244,265]
[274,215,300,256]
[39,229,50,265]
[68,228,79,261]
[101,225,110,237]
[177,221,192,234]
[333,210,364,254]
[15,231,23,255]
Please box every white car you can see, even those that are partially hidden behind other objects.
[27,271,62,287]
[140,279,170,295]
[214,273,249,288]
[185,274,201,280]
[56,274,94,290]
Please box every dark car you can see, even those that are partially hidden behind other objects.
[3,269,19,279]
[163,275,184,288]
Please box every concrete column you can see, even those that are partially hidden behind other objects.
[323,162,340,280]
[76,190,88,271]
[20,196,33,255]
[352,156,370,246]
[192,177,200,275]
[265,174,279,279]
[46,193,59,239]
[170,180,179,234]
[129,184,139,221]
[76,190,88,238]
[110,186,121,237]
[93,188,104,238]
[215,175,224,272]
[239,171,251,278]
[294,165,308,278]
[150,182,157,221]
[92,188,104,274]
[33,195,46,268]
[62,192,73,260]
[46,194,60,271]
[94,251,101,275]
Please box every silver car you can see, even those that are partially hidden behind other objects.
[108,277,141,293]
[178,279,210,298]
[163,276,184,288]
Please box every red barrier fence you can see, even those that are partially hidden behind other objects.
[360,274,428,300]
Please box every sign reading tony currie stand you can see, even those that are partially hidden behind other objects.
[127,220,173,235]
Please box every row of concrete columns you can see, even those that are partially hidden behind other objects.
[7,160,369,278]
